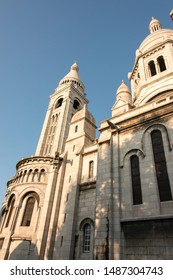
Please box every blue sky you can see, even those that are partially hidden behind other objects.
[0,0,172,206]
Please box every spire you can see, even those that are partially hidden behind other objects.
[59,62,84,91]
[149,17,162,33]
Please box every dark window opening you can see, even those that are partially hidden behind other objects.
[55,98,63,108]
[89,161,94,178]
[75,125,78,133]
[73,99,80,110]
[130,155,143,205]
[60,236,63,247]
[148,60,157,76]
[21,197,35,226]
[0,238,4,250]
[5,197,15,228]
[151,130,172,201]
[157,56,166,72]
[151,130,172,202]
[66,193,69,202]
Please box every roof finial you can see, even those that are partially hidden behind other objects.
[71,62,79,72]
[149,17,162,33]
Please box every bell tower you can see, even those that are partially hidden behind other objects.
[128,17,173,106]
[35,63,89,156]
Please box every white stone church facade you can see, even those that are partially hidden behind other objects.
[1,15,173,260]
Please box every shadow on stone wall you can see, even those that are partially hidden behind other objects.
[8,240,38,260]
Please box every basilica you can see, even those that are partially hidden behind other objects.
[1,14,173,260]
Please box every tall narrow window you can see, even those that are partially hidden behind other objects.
[151,130,172,201]
[89,161,94,178]
[83,223,91,252]
[0,208,6,231]
[148,60,157,76]
[0,238,4,250]
[75,125,78,132]
[21,197,35,226]
[60,236,63,247]
[130,155,142,205]
[5,196,15,228]
[157,56,166,72]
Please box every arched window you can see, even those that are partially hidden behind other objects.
[55,98,63,109]
[5,196,15,228]
[148,60,157,76]
[157,56,166,72]
[73,99,80,110]
[21,196,35,226]
[89,161,94,178]
[83,223,91,252]
[130,155,142,205]
[75,125,78,133]
[151,130,172,201]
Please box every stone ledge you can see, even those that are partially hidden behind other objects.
[121,214,173,223]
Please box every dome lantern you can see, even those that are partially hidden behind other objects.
[149,17,162,33]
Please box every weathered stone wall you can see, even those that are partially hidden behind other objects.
[122,219,173,259]
[74,185,96,260]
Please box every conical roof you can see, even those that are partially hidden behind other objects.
[59,62,84,91]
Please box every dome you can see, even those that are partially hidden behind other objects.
[59,62,85,91]
[138,18,173,54]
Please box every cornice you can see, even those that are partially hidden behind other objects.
[16,156,54,169]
